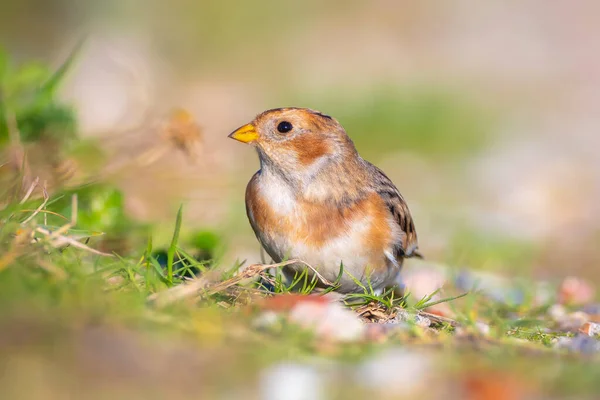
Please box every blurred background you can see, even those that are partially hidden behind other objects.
[3,1,600,399]
[2,0,600,276]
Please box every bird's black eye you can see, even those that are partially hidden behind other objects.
[277,121,293,133]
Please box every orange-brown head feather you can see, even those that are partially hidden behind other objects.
[231,108,361,192]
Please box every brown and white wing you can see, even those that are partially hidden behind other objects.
[369,163,419,259]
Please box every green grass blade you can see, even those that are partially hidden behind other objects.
[149,256,170,285]
[414,292,469,311]
[39,35,87,96]
[177,248,209,274]
[413,288,441,309]
[343,267,366,292]
[166,205,183,285]
[144,234,153,270]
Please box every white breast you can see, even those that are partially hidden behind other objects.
[297,216,374,280]
[257,169,296,215]
[252,167,398,291]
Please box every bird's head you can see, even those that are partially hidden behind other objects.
[229,108,358,181]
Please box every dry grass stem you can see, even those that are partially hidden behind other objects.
[419,311,460,328]
[148,259,335,308]
[20,177,40,204]
[21,183,49,224]
[35,226,113,256]
[47,194,77,239]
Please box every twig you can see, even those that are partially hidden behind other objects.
[204,260,299,295]
[287,259,335,287]
[147,274,214,308]
[148,259,334,308]
[212,259,335,293]
[35,227,113,257]
[43,182,48,225]
[18,209,69,221]
[21,183,49,224]
[20,177,40,204]
[418,311,460,328]
[47,194,77,239]
[147,260,294,307]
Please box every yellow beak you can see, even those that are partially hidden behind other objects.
[228,123,258,143]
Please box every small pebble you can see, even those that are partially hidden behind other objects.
[260,363,324,400]
[392,309,431,328]
[582,303,600,316]
[558,276,595,306]
[557,311,590,332]
[356,348,433,395]
[554,334,600,355]
[394,309,410,321]
[475,321,491,336]
[289,301,366,342]
[253,311,280,330]
[364,324,388,342]
[579,322,600,337]
[365,321,412,341]
[573,335,600,355]
[414,315,432,328]
[548,304,567,321]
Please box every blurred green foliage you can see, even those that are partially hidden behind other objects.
[0,42,153,257]
[190,230,220,255]
[48,185,138,235]
[447,228,539,274]
[282,86,491,161]
[128,0,356,69]
[0,44,80,145]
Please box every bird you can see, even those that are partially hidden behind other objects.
[229,107,419,294]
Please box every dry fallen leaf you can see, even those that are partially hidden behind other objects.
[162,108,203,157]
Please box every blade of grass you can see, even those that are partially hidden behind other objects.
[414,292,469,311]
[166,205,183,284]
[177,248,209,274]
[149,256,171,285]
[413,288,441,309]
[318,265,343,295]
[39,35,87,96]
[144,234,153,270]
